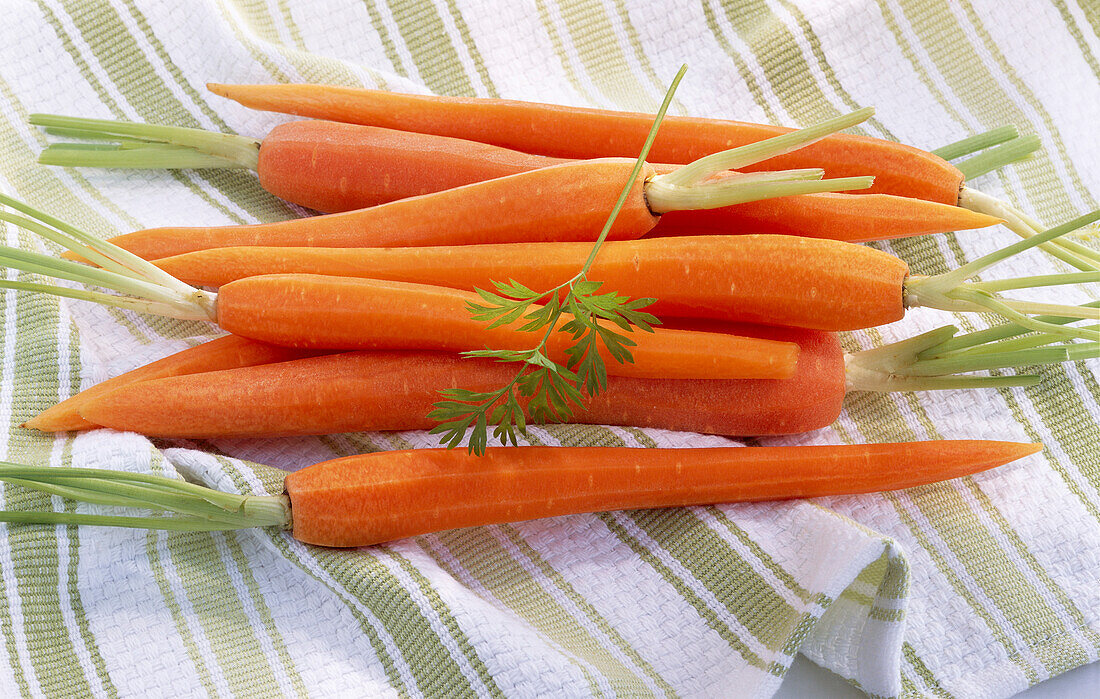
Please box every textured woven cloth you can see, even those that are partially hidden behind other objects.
[0,0,1097,696]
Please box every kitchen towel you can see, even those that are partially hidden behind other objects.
[0,0,1096,696]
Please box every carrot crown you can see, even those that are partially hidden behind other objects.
[643,108,875,212]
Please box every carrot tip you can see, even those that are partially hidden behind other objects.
[1023,441,1044,456]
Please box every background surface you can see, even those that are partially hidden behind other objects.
[0,0,1096,696]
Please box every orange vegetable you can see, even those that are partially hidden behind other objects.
[0,440,1043,548]
[208,82,963,204]
[22,335,323,432]
[96,178,997,262]
[68,325,842,438]
[648,192,997,242]
[255,119,569,212]
[97,160,659,260]
[157,236,911,332]
[212,275,799,380]
[285,441,1041,546]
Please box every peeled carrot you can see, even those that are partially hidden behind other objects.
[96,178,998,262]
[38,109,1000,256]
[72,325,842,438]
[255,119,569,212]
[156,236,911,332]
[0,441,1043,548]
[213,275,799,380]
[207,83,963,204]
[22,335,323,432]
[96,160,659,260]
[648,192,998,242]
[285,441,1041,546]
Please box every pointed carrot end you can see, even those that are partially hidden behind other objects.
[22,409,96,433]
[1018,441,1044,458]
[958,209,1005,231]
[206,83,230,97]
[969,439,1043,474]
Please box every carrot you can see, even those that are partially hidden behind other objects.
[64,307,1089,440]
[97,160,660,260]
[283,442,1042,546]
[94,177,999,262]
[155,236,911,332]
[22,335,324,433]
[648,192,999,242]
[32,111,872,218]
[0,441,1044,547]
[73,330,836,437]
[206,82,963,204]
[59,324,845,437]
[212,275,799,380]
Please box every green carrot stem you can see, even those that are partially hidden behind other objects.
[39,143,249,170]
[967,272,1099,292]
[921,302,1099,356]
[576,66,683,278]
[935,326,1095,357]
[657,107,873,187]
[31,477,259,522]
[934,210,1100,288]
[932,126,1019,161]
[903,346,1069,376]
[1,477,168,511]
[955,135,1041,181]
[0,246,182,305]
[844,363,1041,392]
[0,461,291,531]
[942,288,1099,341]
[0,511,266,532]
[957,188,1100,271]
[0,210,138,280]
[645,175,874,213]
[1067,343,1100,361]
[0,280,200,318]
[30,113,261,169]
[0,192,195,294]
[41,126,152,144]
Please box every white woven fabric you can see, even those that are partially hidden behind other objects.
[0,1,1095,697]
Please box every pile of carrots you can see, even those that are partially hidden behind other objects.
[0,75,1094,547]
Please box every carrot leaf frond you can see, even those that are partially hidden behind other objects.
[431,65,687,454]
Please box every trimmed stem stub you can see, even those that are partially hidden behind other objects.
[903,210,1100,343]
[0,195,217,321]
[30,114,261,170]
[645,107,877,214]
[0,462,291,533]
[958,188,1100,272]
[843,319,1084,393]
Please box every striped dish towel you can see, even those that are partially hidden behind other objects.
[0,0,1097,696]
